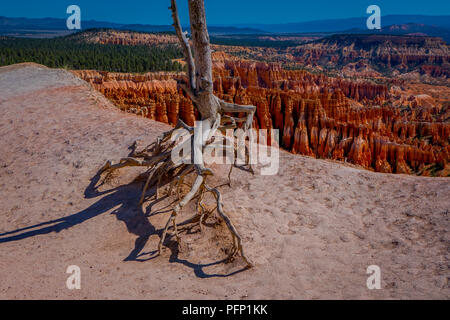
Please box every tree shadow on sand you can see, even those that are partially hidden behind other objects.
[0,169,247,278]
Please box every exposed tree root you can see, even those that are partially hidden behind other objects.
[100,119,254,268]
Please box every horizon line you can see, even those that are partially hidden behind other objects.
[1,13,450,27]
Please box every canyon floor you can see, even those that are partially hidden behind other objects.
[0,64,449,299]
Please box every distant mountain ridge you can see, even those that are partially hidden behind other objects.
[236,15,450,33]
[1,15,449,42]
[0,16,265,36]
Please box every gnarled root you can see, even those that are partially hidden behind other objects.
[204,184,252,268]
[99,119,253,268]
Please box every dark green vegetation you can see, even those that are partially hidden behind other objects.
[0,36,184,73]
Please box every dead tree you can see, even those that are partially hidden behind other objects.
[100,0,256,268]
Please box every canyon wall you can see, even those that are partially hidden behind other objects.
[73,58,449,176]
[289,35,450,83]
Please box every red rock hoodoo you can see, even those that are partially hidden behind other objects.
[73,57,449,176]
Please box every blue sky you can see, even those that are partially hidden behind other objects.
[1,0,449,25]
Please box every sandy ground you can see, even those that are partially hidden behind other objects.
[0,64,449,300]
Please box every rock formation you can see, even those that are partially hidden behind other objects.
[73,56,449,176]
[289,34,450,84]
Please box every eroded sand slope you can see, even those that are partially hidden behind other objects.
[0,64,448,299]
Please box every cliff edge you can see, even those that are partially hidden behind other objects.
[0,64,448,299]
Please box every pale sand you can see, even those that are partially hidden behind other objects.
[0,64,448,299]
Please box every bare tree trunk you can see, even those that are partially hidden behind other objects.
[187,0,221,121]
[170,0,255,125]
